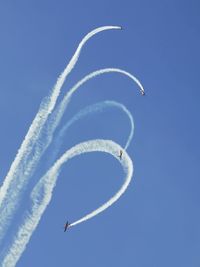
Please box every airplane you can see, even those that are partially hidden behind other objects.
[64,221,70,232]
[141,91,145,96]
[119,150,123,160]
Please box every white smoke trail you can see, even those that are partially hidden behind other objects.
[0,26,122,242]
[64,68,144,100]
[0,25,145,266]
[0,26,120,207]
[48,100,134,166]
[0,98,134,265]
[2,140,133,267]
[42,67,141,149]
[0,67,141,244]
[43,67,142,161]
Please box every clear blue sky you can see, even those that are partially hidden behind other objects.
[0,0,200,266]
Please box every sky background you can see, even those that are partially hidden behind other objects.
[0,0,200,266]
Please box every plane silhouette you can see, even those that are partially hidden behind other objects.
[64,221,70,232]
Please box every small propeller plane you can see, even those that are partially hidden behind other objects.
[119,150,123,160]
[64,221,70,232]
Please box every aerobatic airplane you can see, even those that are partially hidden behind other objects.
[64,221,70,232]
[119,150,123,160]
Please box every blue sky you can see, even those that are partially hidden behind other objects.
[0,0,200,266]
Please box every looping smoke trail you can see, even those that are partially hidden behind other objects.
[0,26,145,266]
[0,101,134,266]
[43,67,142,162]
[2,140,133,267]
[0,66,140,240]
[0,26,121,208]
[0,26,123,243]
[48,100,134,167]
[66,68,144,99]
[59,100,134,150]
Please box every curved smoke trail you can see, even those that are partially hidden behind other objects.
[48,100,134,166]
[0,26,122,242]
[1,101,134,266]
[44,67,143,160]
[0,25,144,266]
[2,140,133,266]
[0,66,141,244]
[0,26,121,209]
